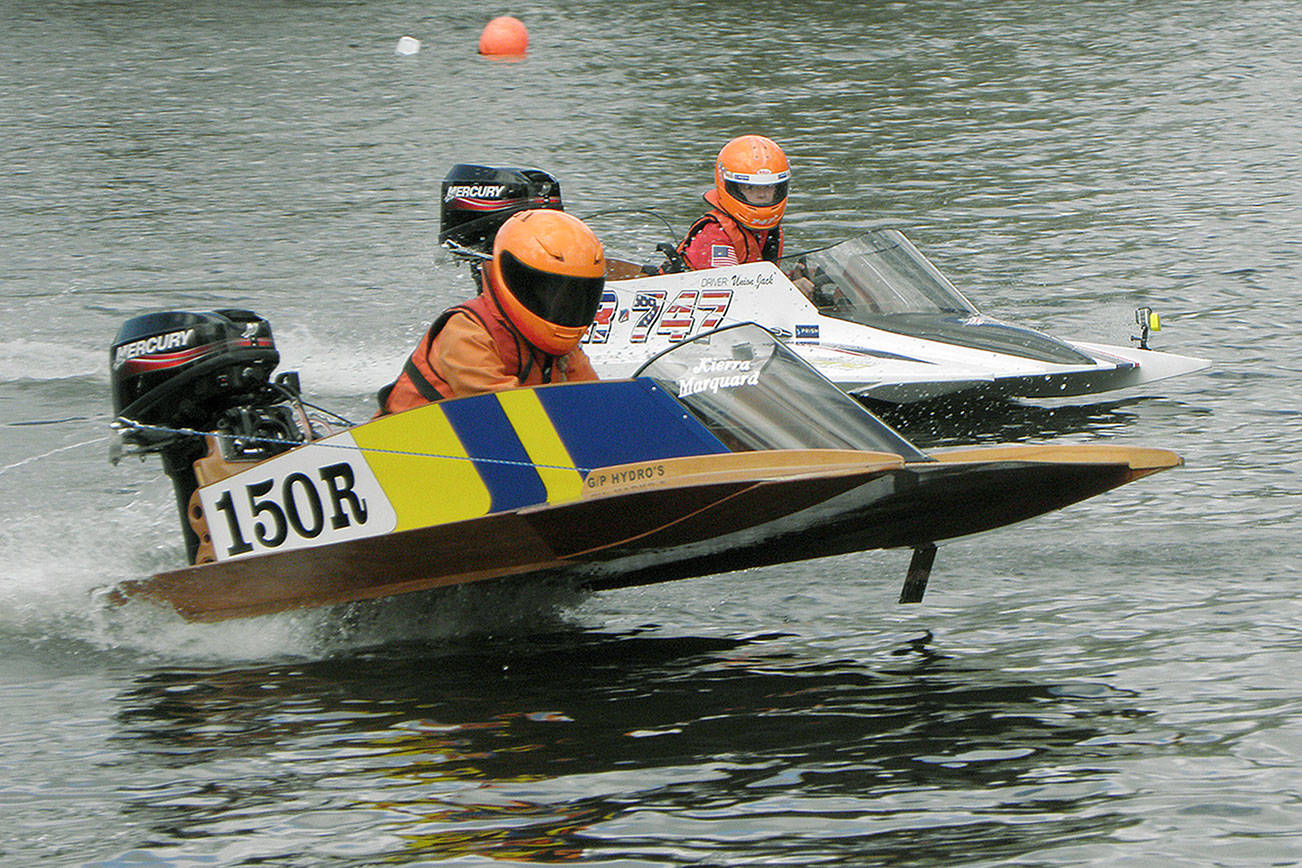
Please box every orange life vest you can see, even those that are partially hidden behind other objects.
[376,292,547,414]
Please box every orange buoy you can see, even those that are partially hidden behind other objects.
[478,16,528,56]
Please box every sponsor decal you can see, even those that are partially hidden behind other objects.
[720,167,791,184]
[794,324,820,341]
[443,184,508,201]
[584,463,667,490]
[676,357,761,397]
[113,328,197,369]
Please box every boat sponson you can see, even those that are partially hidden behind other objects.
[579,444,1182,592]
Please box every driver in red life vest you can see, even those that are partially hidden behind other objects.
[376,208,605,415]
[672,134,791,271]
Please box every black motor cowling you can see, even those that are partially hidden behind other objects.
[439,164,563,251]
[111,309,305,564]
[111,309,281,445]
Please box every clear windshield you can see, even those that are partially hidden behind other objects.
[784,229,979,318]
[634,324,929,461]
[783,229,1098,365]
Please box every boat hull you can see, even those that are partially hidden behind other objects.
[112,445,1179,622]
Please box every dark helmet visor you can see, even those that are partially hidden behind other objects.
[725,178,789,207]
[499,251,606,328]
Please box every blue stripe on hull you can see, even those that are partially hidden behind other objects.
[441,396,547,513]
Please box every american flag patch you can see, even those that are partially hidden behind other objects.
[709,244,739,267]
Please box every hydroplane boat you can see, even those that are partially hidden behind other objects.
[106,310,1180,623]
[589,229,1210,404]
[431,164,1207,405]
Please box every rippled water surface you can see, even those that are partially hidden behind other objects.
[2,0,1300,864]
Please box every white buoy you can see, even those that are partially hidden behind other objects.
[395,36,420,56]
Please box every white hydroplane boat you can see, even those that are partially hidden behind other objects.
[587,229,1209,404]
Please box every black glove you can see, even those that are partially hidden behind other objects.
[655,242,686,274]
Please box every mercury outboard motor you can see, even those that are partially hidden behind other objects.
[439,164,563,252]
[110,309,306,562]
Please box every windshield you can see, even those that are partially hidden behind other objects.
[783,229,1099,365]
[784,229,978,318]
[634,324,929,461]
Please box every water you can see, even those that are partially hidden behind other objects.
[2,0,1300,863]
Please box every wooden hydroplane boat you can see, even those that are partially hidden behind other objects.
[107,313,1180,623]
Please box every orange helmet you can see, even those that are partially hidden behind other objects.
[711,135,790,230]
[487,209,606,356]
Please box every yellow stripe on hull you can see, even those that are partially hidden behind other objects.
[496,388,585,504]
[351,404,492,531]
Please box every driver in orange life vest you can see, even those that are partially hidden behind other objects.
[375,209,605,415]
[672,135,791,271]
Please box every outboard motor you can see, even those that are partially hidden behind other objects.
[110,309,307,562]
[439,164,563,252]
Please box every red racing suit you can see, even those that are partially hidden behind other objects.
[376,291,598,416]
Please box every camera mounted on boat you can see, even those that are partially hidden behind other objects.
[1131,306,1162,350]
[439,164,563,257]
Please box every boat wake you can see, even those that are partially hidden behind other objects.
[4,553,592,663]
[0,486,590,663]
[0,338,105,384]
